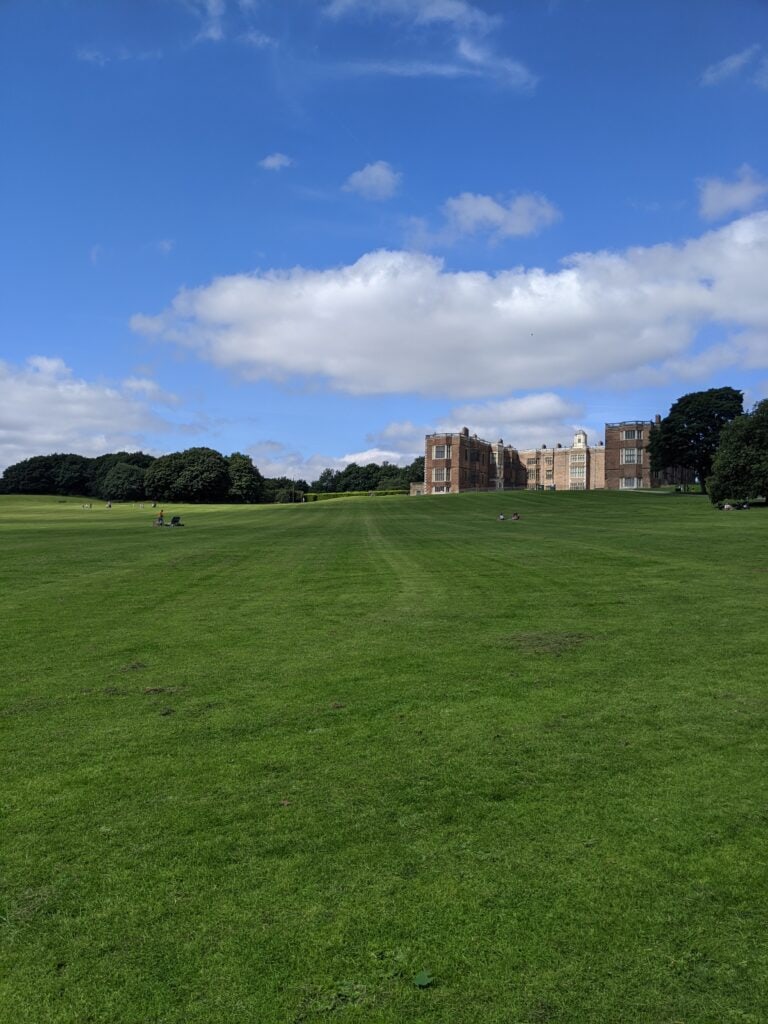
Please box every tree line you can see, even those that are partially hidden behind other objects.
[0,447,425,503]
[650,387,768,502]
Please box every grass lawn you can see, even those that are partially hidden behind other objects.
[1,490,766,1023]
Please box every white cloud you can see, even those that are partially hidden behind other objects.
[342,59,477,78]
[455,36,537,90]
[242,30,276,48]
[445,393,583,446]
[698,164,768,220]
[122,377,179,404]
[157,239,175,255]
[343,161,402,201]
[338,41,536,90]
[324,0,499,34]
[187,0,227,41]
[246,439,411,482]
[700,45,760,85]
[131,211,768,400]
[442,191,560,240]
[0,358,164,472]
[76,48,109,66]
[259,152,294,171]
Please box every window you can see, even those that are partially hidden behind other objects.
[432,467,447,482]
[619,477,640,489]
[545,470,554,480]
[570,465,585,478]
[526,457,538,465]
[622,429,636,440]
[432,444,451,459]
[569,482,586,490]
[433,485,450,493]
[620,448,642,465]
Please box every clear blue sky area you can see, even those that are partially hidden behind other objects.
[1,0,766,479]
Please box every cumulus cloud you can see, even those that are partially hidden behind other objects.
[442,191,560,240]
[343,161,402,200]
[121,377,179,404]
[369,395,594,457]
[444,393,585,448]
[131,211,768,399]
[0,358,165,471]
[259,152,294,171]
[698,164,768,220]
[700,45,760,85]
[247,439,411,481]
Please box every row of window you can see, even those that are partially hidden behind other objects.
[621,429,644,440]
[620,448,643,465]
[619,477,643,489]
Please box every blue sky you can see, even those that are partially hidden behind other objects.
[1,0,767,479]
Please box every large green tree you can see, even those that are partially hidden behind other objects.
[101,462,147,502]
[227,453,264,503]
[649,387,743,494]
[708,400,768,503]
[144,448,230,502]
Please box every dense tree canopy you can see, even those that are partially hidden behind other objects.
[101,462,147,502]
[89,452,154,499]
[708,400,768,503]
[310,456,423,494]
[649,387,743,494]
[0,447,423,503]
[227,453,265,503]
[144,448,230,502]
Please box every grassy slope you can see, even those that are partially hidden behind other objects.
[1,492,766,1023]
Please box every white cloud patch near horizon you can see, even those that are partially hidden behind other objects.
[0,358,167,472]
[343,161,402,200]
[700,44,760,85]
[698,164,768,220]
[246,439,412,483]
[131,211,768,401]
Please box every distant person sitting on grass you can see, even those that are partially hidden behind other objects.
[498,513,505,521]
[510,512,521,521]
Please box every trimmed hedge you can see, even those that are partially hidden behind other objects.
[304,490,409,502]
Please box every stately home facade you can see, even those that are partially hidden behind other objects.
[423,418,672,494]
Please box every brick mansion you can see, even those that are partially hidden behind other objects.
[420,417,692,495]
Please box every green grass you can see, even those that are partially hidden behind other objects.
[1,490,766,1023]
